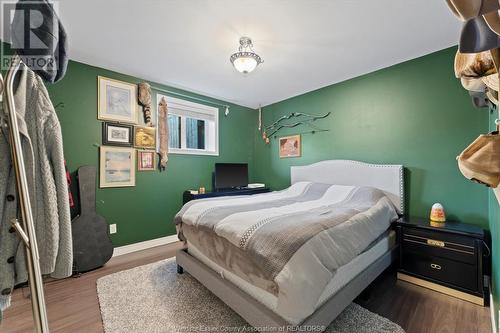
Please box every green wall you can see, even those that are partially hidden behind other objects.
[489,107,500,326]
[45,61,256,247]
[253,47,490,227]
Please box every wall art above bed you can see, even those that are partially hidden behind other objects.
[262,111,330,144]
[279,135,301,158]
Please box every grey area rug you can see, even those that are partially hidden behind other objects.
[97,259,405,333]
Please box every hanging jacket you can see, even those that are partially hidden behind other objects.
[0,64,72,311]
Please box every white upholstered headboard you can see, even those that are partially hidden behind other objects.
[291,160,404,214]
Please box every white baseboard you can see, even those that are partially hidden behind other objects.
[490,288,498,333]
[112,234,179,257]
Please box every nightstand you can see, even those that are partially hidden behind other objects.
[395,217,490,306]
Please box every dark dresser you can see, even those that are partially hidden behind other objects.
[395,217,490,306]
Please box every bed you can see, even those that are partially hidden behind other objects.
[175,160,404,331]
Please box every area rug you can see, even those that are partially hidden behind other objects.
[97,259,405,333]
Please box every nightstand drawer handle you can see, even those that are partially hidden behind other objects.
[427,239,445,247]
[430,263,442,270]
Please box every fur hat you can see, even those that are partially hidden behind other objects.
[446,0,499,21]
[460,16,500,53]
[484,10,500,35]
[454,50,498,92]
[457,131,500,188]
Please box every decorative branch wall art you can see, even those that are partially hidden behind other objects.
[262,111,331,144]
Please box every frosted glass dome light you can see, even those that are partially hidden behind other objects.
[230,37,263,74]
[232,56,258,74]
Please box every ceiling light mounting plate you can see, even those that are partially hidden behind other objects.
[239,36,253,48]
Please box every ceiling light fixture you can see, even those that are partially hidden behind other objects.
[230,37,263,74]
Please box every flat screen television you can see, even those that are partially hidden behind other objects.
[214,163,248,190]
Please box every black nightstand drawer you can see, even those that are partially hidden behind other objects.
[402,229,476,265]
[401,250,478,292]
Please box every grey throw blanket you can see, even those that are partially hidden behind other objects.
[175,183,397,281]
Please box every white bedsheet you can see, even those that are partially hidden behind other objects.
[187,230,396,325]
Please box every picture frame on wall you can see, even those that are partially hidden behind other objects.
[102,122,134,147]
[98,76,138,124]
[137,150,156,171]
[134,126,156,149]
[99,146,136,188]
[279,134,301,158]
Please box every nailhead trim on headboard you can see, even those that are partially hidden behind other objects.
[291,160,405,214]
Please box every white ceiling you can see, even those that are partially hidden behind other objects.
[58,0,461,109]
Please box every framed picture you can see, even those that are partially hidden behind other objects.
[279,134,301,158]
[134,126,156,149]
[102,122,133,147]
[99,146,136,188]
[137,150,156,171]
[98,76,138,124]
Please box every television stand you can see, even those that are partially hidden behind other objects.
[183,187,270,204]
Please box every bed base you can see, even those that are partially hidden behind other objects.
[176,245,399,332]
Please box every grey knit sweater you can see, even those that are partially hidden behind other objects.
[0,65,73,310]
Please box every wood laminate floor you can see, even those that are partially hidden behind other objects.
[1,243,491,333]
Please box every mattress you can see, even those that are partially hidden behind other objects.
[186,230,396,324]
[175,183,399,324]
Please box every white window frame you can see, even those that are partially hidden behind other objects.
[157,94,219,156]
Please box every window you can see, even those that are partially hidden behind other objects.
[157,95,219,156]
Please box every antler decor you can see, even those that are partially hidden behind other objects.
[261,111,331,144]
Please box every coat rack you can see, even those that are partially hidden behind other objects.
[262,111,331,143]
[1,55,50,332]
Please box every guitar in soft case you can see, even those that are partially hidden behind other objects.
[72,166,114,273]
